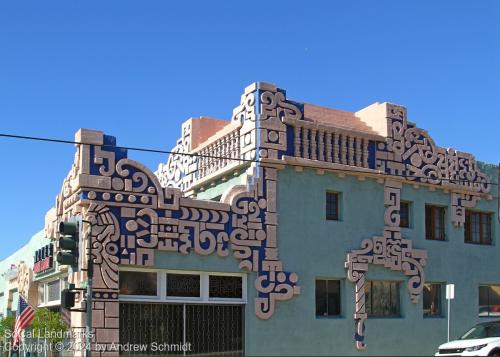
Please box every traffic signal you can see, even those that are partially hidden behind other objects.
[61,288,77,309]
[57,221,79,267]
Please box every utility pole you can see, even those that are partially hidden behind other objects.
[82,220,94,357]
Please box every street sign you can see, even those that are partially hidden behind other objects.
[446,284,455,300]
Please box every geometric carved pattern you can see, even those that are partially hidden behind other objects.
[376,104,491,194]
[44,83,493,355]
[155,120,197,191]
[451,192,480,227]
[79,143,301,320]
[16,261,37,308]
[82,146,300,318]
[345,180,428,350]
[49,126,301,355]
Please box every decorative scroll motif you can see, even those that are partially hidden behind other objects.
[17,262,37,307]
[376,104,491,194]
[51,128,299,323]
[345,180,427,350]
[257,83,303,160]
[87,203,120,290]
[451,192,480,227]
[156,121,197,191]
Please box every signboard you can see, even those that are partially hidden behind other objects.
[33,244,54,274]
[446,284,455,300]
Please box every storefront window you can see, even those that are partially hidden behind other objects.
[120,271,158,296]
[209,275,242,299]
[167,274,200,298]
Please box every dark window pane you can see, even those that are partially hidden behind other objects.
[400,202,410,228]
[209,275,242,298]
[315,279,341,317]
[315,280,327,316]
[426,205,445,241]
[326,280,341,316]
[326,192,339,220]
[484,214,492,244]
[167,274,200,297]
[466,211,492,245]
[423,283,441,317]
[47,280,60,302]
[120,271,157,296]
[480,285,500,317]
[366,281,400,317]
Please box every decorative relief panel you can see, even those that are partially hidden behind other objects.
[17,262,38,308]
[345,180,427,350]
[44,84,494,356]
[79,141,300,320]
[376,104,490,194]
[257,83,303,160]
[451,192,480,227]
[156,121,197,191]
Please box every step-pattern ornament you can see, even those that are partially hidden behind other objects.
[345,180,427,350]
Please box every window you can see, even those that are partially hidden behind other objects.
[119,271,157,296]
[167,274,200,298]
[400,201,411,228]
[465,211,492,245]
[423,283,442,317]
[119,270,246,303]
[365,281,400,317]
[425,205,446,241]
[326,192,340,220]
[209,275,242,299]
[479,285,500,317]
[315,279,341,317]
[47,280,60,302]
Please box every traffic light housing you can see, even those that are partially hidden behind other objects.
[61,288,77,309]
[56,221,79,267]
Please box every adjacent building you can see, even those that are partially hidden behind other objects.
[1,82,499,356]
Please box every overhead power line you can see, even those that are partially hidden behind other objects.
[0,133,498,187]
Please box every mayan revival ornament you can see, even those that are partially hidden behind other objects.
[42,82,491,354]
[345,104,490,350]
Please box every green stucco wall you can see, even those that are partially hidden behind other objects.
[242,166,499,356]
[123,164,500,356]
[195,168,250,201]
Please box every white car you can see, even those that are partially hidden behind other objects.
[436,321,500,356]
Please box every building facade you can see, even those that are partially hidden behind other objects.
[1,82,499,356]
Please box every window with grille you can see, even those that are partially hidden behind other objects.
[120,271,158,296]
[465,211,492,245]
[167,274,201,298]
[425,205,446,241]
[209,275,242,299]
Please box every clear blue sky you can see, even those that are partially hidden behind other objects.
[0,1,499,260]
